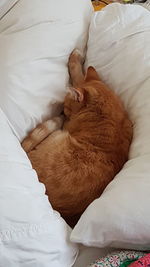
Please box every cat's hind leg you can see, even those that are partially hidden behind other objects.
[22,116,64,153]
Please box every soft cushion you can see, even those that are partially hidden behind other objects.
[71,4,150,250]
[0,0,92,140]
[0,0,18,19]
[0,107,78,267]
[0,0,93,266]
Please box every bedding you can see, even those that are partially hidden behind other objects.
[134,0,150,10]
[0,107,78,267]
[129,254,150,267]
[0,0,93,266]
[87,250,146,267]
[73,246,115,267]
[1,1,150,266]
[71,3,150,250]
[0,0,18,19]
[0,0,93,141]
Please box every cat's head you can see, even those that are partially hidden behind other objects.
[64,66,122,119]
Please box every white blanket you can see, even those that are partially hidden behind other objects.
[0,0,93,266]
[0,108,79,266]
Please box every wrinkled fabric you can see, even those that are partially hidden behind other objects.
[88,250,146,267]
[0,0,93,266]
[0,0,92,141]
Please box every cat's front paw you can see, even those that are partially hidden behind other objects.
[68,49,84,67]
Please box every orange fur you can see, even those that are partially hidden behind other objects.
[22,49,133,227]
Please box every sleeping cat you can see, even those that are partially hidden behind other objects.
[22,49,133,227]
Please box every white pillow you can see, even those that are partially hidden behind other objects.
[0,107,78,267]
[71,4,150,250]
[0,0,93,265]
[0,0,19,19]
[0,0,92,141]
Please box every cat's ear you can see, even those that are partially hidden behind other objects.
[69,87,84,102]
[85,66,100,82]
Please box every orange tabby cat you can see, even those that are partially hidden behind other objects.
[22,49,133,227]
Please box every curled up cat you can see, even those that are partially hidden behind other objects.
[22,49,133,227]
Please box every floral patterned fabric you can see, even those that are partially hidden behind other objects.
[120,259,137,267]
[88,250,146,267]
[129,253,150,267]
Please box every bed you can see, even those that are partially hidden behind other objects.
[0,1,150,266]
